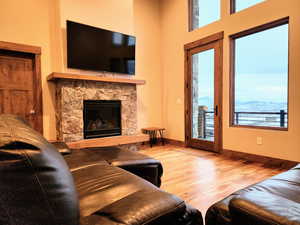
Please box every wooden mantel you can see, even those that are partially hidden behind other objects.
[47,72,146,85]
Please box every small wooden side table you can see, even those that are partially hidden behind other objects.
[142,127,165,147]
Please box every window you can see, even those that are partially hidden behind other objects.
[189,0,221,31]
[232,0,265,13]
[230,18,289,129]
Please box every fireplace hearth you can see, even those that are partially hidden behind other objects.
[83,100,121,139]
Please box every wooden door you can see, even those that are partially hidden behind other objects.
[0,46,43,133]
[184,32,223,152]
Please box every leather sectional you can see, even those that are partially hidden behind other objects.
[0,114,203,225]
[1,114,300,225]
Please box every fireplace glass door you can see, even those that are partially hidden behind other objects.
[83,100,121,139]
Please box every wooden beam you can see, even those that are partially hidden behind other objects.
[47,72,146,85]
[67,134,149,149]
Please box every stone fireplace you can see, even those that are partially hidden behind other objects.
[55,79,137,142]
[83,100,121,139]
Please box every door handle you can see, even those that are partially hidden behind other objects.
[215,105,218,117]
[29,109,36,115]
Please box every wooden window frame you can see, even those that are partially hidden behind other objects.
[229,17,290,131]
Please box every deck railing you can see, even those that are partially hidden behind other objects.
[201,110,287,139]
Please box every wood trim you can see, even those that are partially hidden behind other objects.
[216,38,223,152]
[0,41,41,55]
[165,138,185,147]
[67,134,149,149]
[229,37,235,127]
[229,17,289,39]
[47,72,146,85]
[229,17,289,130]
[230,125,288,131]
[184,32,224,50]
[34,54,43,134]
[184,44,191,147]
[222,149,298,169]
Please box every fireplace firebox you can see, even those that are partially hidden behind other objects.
[83,100,121,139]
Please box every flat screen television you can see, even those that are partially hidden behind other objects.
[67,20,136,75]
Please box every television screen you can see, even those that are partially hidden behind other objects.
[67,21,136,75]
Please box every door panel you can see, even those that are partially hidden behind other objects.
[185,33,223,152]
[10,90,30,115]
[0,50,41,132]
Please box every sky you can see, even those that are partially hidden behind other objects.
[193,49,215,110]
[196,0,220,28]
[235,24,288,103]
[235,0,265,12]
[194,0,265,29]
[194,23,288,104]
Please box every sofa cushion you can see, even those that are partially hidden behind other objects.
[65,147,163,186]
[0,114,79,225]
[64,149,109,171]
[72,162,203,225]
[71,162,161,217]
[229,191,300,225]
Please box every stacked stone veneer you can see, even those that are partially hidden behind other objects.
[55,80,137,142]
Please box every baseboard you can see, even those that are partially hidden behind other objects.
[141,138,298,169]
[165,138,186,147]
[139,139,185,148]
[162,138,298,168]
[222,149,298,169]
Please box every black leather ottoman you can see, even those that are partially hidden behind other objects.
[205,164,300,225]
[64,146,163,187]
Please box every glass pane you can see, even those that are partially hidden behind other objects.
[235,0,265,12]
[191,0,220,30]
[234,24,288,128]
[192,49,215,141]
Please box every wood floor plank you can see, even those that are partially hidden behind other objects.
[139,145,286,214]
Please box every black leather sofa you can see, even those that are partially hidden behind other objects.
[0,114,203,225]
[205,164,300,225]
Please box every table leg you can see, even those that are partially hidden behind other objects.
[159,130,165,145]
[150,131,153,147]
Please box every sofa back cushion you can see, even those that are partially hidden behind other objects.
[0,114,79,225]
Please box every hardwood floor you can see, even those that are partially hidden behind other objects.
[139,145,286,214]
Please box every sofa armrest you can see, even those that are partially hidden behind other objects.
[81,189,203,225]
[229,191,300,225]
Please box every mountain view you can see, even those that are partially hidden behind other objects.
[198,96,287,129]
[199,96,287,113]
